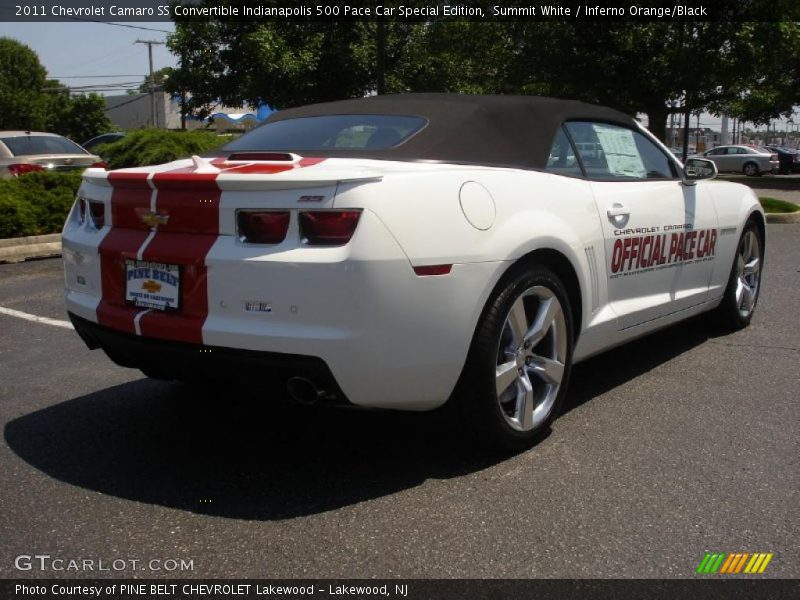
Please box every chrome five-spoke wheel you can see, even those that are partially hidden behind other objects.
[735,228,761,318]
[495,286,568,432]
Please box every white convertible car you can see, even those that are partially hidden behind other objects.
[63,94,765,449]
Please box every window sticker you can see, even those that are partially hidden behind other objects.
[592,124,646,178]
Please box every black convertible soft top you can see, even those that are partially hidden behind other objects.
[256,93,636,170]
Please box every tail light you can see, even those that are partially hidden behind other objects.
[88,201,105,228]
[237,211,290,244]
[90,161,107,169]
[299,210,361,246]
[770,154,778,161]
[8,163,45,177]
[78,198,86,223]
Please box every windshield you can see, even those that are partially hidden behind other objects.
[2,135,88,157]
[223,114,427,153]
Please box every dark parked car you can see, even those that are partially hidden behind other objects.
[81,132,126,154]
[764,146,800,174]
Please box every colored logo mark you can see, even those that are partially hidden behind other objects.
[142,280,162,294]
[696,552,774,574]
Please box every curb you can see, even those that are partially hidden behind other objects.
[766,212,800,224]
[0,234,62,264]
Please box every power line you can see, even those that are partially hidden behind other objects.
[52,75,146,78]
[60,17,172,34]
[103,94,151,112]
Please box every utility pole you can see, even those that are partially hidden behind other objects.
[136,39,165,128]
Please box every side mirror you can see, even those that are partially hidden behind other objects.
[683,158,717,185]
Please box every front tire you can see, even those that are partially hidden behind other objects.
[456,265,574,452]
[712,221,763,330]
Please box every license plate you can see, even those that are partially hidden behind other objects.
[125,260,181,311]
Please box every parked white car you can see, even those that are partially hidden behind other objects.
[700,144,779,176]
[63,94,765,450]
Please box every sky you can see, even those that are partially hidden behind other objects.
[0,21,177,95]
[0,20,796,136]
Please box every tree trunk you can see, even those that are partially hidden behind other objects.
[645,106,669,143]
[682,108,691,163]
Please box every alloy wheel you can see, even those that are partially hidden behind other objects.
[735,229,761,318]
[495,286,568,432]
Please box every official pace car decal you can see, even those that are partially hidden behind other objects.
[609,224,717,279]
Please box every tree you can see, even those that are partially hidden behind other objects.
[0,37,48,130]
[709,22,800,126]
[166,9,800,144]
[139,67,175,94]
[53,94,114,142]
[168,18,385,115]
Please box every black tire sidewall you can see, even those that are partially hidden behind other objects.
[457,264,575,451]
[715,221,763,329]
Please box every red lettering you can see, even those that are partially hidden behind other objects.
[640,236,651,268]
[622,237,632,271]
[708,229,717,255]
[668,233,679,262]
[611,239,623,273]
[627,237,640,270]
[687,230,697,259]
[674,233,685,262]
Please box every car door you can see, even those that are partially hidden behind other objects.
[566,121,718,329]
[706,146,729,172]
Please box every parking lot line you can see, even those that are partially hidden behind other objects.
[0,306,73,329]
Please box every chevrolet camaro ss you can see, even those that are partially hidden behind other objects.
[62,94,765,449]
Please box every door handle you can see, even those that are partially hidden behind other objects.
[607,204,630,218]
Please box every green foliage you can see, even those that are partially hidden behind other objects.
[44,91,114,142]
[0,38,112,140]
[168,6,800,143]
[168,19,384,114]
[759,197,799,214]
[0,37,49,130]
[140,67,175,94]
[0,171,83,238]
[101,129,222,169]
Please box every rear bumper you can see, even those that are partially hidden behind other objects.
[70,313,349,402]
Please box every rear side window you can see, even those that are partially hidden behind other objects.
[566,121,677,180]
[545,127,582,176]
[2,135,87,156]
[223,114,427,152]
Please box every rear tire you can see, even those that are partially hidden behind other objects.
[455,265,574,452]
[711,220,763,330]
[743,162,760,177]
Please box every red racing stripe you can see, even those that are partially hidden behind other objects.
[97,228,151,334]
[106,171,152,231]
[137,172,221,344]
[97,157,325,342]
[97,172,153,332]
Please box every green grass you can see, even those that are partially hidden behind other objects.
[759,197,800,214]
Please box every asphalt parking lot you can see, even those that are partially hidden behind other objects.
[1,225,798,579]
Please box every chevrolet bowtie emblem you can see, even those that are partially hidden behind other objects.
[142,280,162,294]
[140,211,169,229]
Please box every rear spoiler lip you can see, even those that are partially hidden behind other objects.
[80,165,383,191]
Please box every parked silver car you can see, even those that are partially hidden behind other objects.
[0,131,103,178]
[700,145,779,176]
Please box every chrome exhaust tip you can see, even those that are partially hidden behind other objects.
[286,377,322,404]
